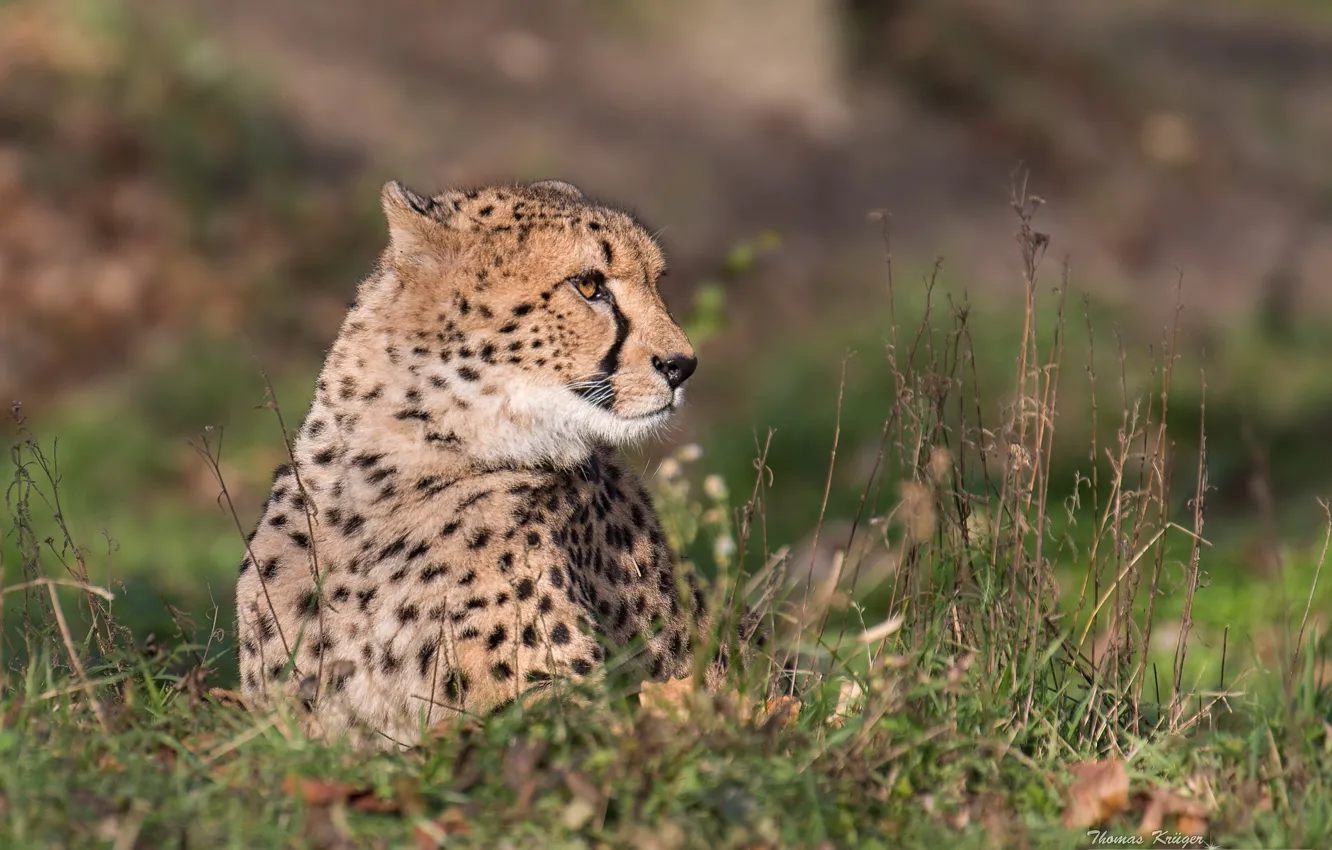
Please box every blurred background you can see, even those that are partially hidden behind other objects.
[4,0,1332,660]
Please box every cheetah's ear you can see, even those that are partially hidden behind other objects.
[381,180,439,249]
[529,179,584,200]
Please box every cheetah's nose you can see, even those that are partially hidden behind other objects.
[653,354,698,390]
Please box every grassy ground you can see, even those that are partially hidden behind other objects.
[4,204,1331,848]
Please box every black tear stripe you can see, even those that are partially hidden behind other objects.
[572,301,630,411]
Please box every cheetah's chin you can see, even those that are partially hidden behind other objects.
[468,379,678,469]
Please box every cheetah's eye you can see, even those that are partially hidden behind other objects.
[568,270,606,301]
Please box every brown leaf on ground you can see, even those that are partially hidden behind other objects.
[413,808,472,848]
[1062,759,1130,829]
[350,792,405,815]
[1137,788,1210,837]
[302,803,354,850]
[639,676,699,720]
[283,775,362,807]
[205,688,251,712]
[758,695,801,731]
[281,774,405,814]
[501,739,548,815]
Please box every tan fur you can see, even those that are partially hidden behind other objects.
[235,180,745,747]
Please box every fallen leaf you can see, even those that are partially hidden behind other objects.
[1137,788,1210,837]
[413,808,471,848]
[501,739,547,815]
[1062,759,1130,829]
[302,802,354,850]
[350,793,403,814]
[561,798,597,831]
[283,775,361,807]
[205,688,250,711]
[758,695,801,731]
[1176,814,1207,836]
[562,770,603,806]
[639,677,699,719]
[282,774,404,814]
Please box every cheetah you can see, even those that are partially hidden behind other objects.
[235,179,750,747]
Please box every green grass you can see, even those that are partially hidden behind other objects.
[6,255,1332,846]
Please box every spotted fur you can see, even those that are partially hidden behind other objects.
[235,179,743,747]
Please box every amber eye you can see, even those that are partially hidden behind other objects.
[569,270,606,301]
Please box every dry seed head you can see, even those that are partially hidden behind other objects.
[676,443,703,463]
[1007,442,1032,472]
[703,474,728,501]
[899,481,936,545]
[921,371,953,402]
[712,535,736,563]
[928,447,952,486]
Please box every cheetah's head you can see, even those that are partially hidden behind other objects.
[369,179,697,468]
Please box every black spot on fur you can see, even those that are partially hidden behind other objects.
[515,577,535,600]
[294,591,317,618]
[394,408,431,422]
[444,671,471,702]
[417,643,437,677]
[420,563,449,583]
[260,558,281,580]
[379,536,408,560]
[426,431,461,447]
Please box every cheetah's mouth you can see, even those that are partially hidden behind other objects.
[626,404,674,420]
[623,387,684,420]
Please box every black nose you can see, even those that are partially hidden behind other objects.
[653,354,698,390]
